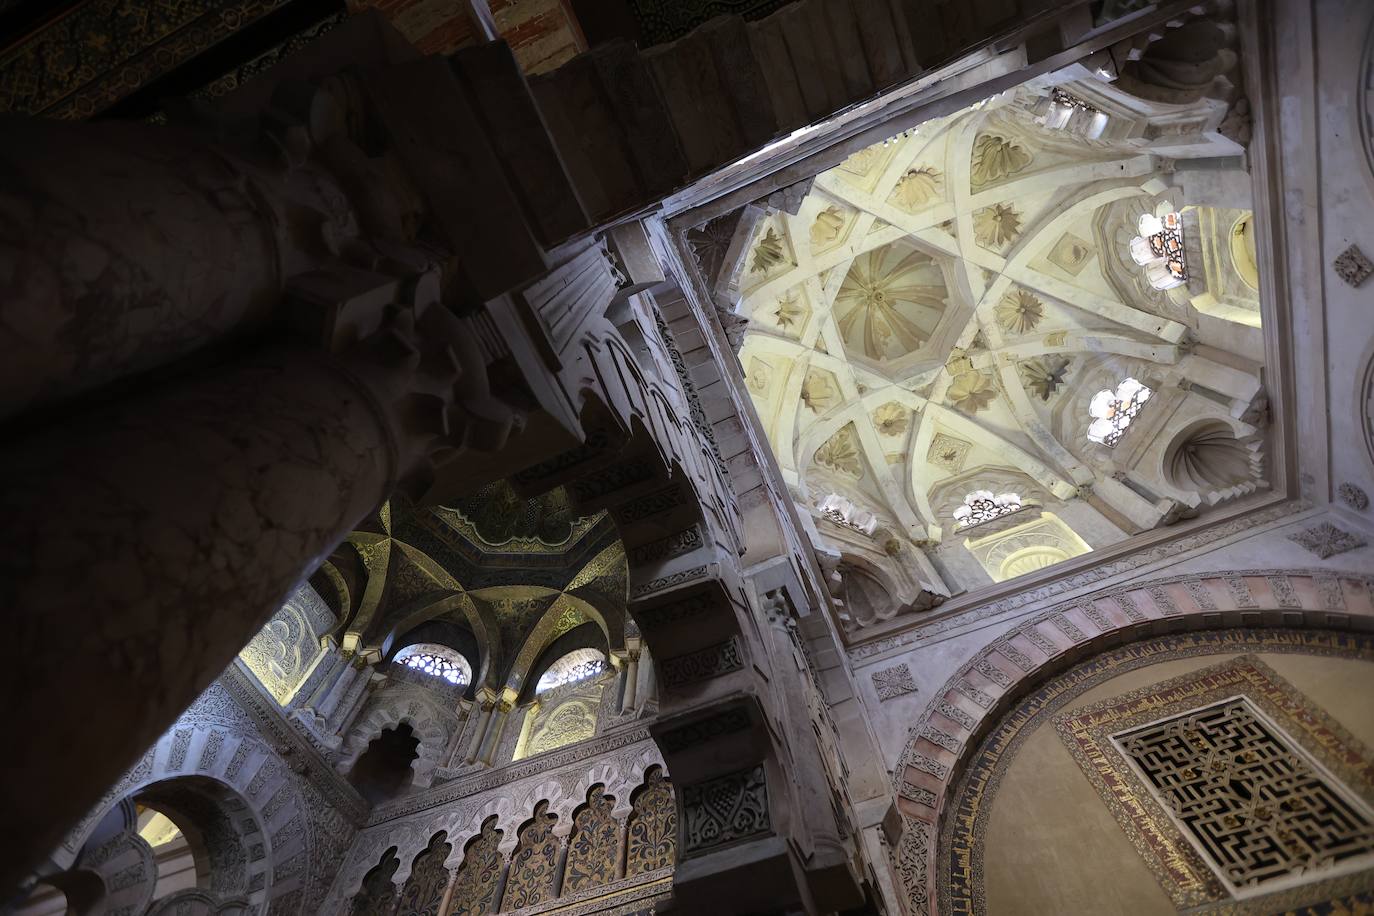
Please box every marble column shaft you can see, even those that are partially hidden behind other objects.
[478,706,510,766]
[0,347,395,890]
[620,655,640,712]
[315,656,361,725]
[333,668,376,735]
[0,117,300,421]
[465,703,494,764]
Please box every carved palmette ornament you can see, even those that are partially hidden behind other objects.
[395,832,451,916]
[626,767,677,876]
[502,802,560,910]
[448,818,503,916]
[562,786,620,893]
[682,764,770,853]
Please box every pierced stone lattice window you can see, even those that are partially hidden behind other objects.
[953,490,1024,529]
[1130,210,1188,290]
[394,643,472,687]
[535,648,608,695]
[1112,696,1374,895]
[1087,377,1152,447]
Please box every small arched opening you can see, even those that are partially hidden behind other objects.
[347,722,421,805]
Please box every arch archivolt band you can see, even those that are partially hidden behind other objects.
[888,569,1374,915]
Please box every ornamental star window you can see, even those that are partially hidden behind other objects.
[953,490,1024,529]
[1130,210,1188,290]
[394,643,472,687]
[1087,377,1152,447]
[1113,696,1374,895]
[536,648,608,695]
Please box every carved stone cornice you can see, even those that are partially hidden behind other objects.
[849,499,1309,659]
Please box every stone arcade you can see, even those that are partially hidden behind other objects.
[2,0,1373,913]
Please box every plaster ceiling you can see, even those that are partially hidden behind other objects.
[727,78,1270,610]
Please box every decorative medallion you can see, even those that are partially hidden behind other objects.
[1287,522,1367,559]
[927,433,972,472]
[801,369,840,412]
[815,426,864,477]
[1339,483,1370,511]
[873,402,910,437]
[994,288,1045,335]
[687,211,741,284]
[811,206,846,248]
[873,663,919,700]
[1046,232,1095,275]
[971,134,1032,188]
[1020,356,1071,400]
[771,292,806,331]
[839,145,885,179]
[890,166,943,210]
[751,227,787,274]
[1335,245,1373,288]
[973,203,1023,249]
[745,358,771,396]
[948,370,997,414]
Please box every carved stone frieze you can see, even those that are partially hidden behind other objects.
[657,708,752,755]
[919,725,960,754]
[660,637,744,688]
[974,660,1011,689]
[627,525,705,566]
[849,502,1307,659]
[629,564,712,600]
[907,753,950,780]
[936,702,975,732]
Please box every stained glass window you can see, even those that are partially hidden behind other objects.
[953,490,1024,529]
[1087,377,1152,447]
[1130,211,1188,290]
[535,648,608,695]
[394,643,472,687]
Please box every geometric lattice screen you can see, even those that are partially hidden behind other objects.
[1113,697,1374,895]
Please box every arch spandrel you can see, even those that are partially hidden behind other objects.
[885,570,1374,914]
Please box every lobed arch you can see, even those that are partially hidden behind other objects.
[885,568,1374,916]
[925,464,1052,529]
[337,694,454,790]
[329,758,672,906]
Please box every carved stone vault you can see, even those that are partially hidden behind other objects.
[715,67,1270,637]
